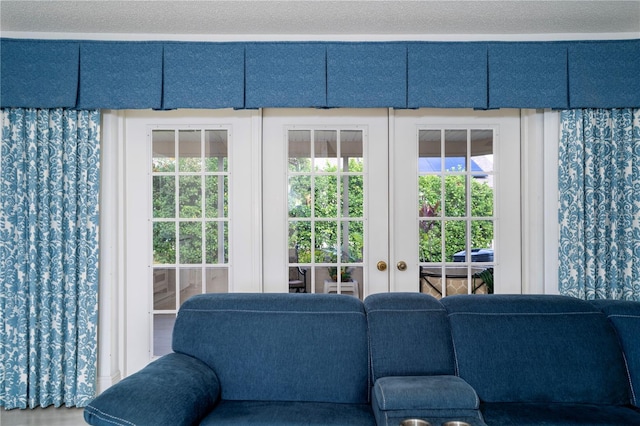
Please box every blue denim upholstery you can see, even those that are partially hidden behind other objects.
[364,292,455,380]
[371,376,485,425]
[200,401,375,425]
[83,293,640,426]
[441,295,630,404]
[590,299,640,408]
[373,376,478,411]
[365,293,485,425]
[83,353,220,426]
[172,293,370,404]
[441,294,640,426]
[480,402,640,425]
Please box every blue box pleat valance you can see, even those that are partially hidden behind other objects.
[1,38,638,109]
[408,42,489,109]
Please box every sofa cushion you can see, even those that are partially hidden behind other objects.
[481,402,640,426]
[590,299,640,407]
[441,295,631,405]
[373,375,479,411]
[200,400,375,425]
[364,293,455,380]
[172,293,369,404]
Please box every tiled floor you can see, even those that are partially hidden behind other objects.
[1,407,86,426]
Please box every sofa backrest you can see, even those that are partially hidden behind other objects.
[441,294,631,405]
[364,292,456,382]
[590,299,640,408]
[172,293,369,404]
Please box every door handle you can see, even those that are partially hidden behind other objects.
[396,261,407,271]
[376,261,387,272]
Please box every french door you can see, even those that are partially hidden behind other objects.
[392,109,521,295]
[262,108,521,298]
[124,109,260,375]
[262,109,390,296]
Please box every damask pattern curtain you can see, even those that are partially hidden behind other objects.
[0,108,100,408]
[558,108,640,301]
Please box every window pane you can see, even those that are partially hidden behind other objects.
[179,130,201,172]
[341,175,363,218]
[444,175,467,217]
[179,222,202,264]
[419,129,442,172]
[206,268,229,293]
[315,221,337,263]
[289,130,311,172]
[314,175,338,218]
[470,129,493,172]
[152,130,175,172]
[342,220,363,262]
[289,175,311,218]
[471,175,493,217]
[153,314,175,357]
[205,221,228,264]
[205,176,228,218]
[341,130,363,170]
[153,176,175,218]
[445,129,467,172]
[153,222,176,264]
[472,266,494,294]
[179,268,201,306]
[153,268,176,310]
[419,220,442,263]
[289,221,312,263]
[179,176,202,218]
[315,130,338,171]
[444,220,467,262]
[205,130,228,172]
[471,220,494,256]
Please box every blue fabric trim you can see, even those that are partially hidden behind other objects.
[327,42,407,108]
[408,42,488,109]
[488,42,569,109]
[0,39,79,108]
[77,41,164,109]
[245,42,327,108]
[1,39,638,109]
[568,40,640,108]
[163,42,244,109]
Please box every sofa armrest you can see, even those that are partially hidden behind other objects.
[84,353,220,426]
[373,375,479,411]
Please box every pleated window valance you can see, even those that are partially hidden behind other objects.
[1,39,638,109]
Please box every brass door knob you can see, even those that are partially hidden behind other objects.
[397,261,407,271]
[376,261,387,271]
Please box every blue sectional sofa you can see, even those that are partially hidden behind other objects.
[84,293,640,426]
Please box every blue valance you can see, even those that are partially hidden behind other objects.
[1,38,638,109]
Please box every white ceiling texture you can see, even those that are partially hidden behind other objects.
[1,0,639,40]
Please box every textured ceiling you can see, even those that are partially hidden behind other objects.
[1,0,639,38]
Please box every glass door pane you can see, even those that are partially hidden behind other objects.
[151,127,230,356]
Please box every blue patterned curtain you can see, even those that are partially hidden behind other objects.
[0,108,100,408]
[558,108,640,301]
